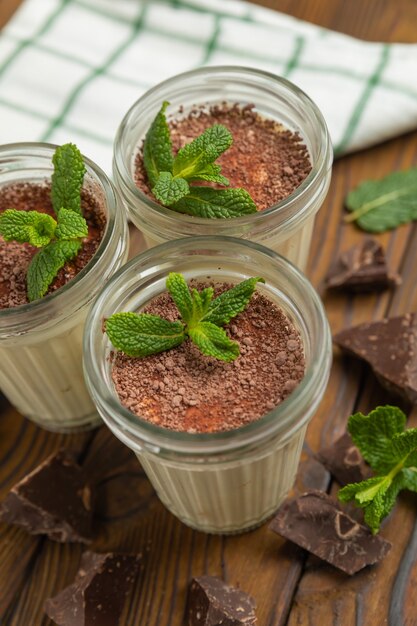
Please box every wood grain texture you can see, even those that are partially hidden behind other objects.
[1,1,417,625]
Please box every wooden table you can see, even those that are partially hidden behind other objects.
[1,1,417,624]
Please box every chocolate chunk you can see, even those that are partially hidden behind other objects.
[334,313,417,402]
[0,450,93,543]
[269,491,391,575]
[45,551,142,626]
[187,576,257,626]
[316,432,372,486]
[325,239,400,292]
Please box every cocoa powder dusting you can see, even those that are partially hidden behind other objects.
[134,103,312,211]
[111,283,305,434]
[0,182,106,309]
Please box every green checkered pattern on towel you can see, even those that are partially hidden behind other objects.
[1,0,417,175]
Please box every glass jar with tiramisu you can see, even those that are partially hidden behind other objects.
[0,143,129,432]
[113,66,332,270]
[84,236,331,533]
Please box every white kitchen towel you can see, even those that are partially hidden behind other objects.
[1,0,417,175]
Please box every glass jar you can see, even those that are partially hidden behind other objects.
[84,236,331,534]
[113,66,332,271]
[0,143,129,432]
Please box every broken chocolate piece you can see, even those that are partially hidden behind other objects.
[187,576,257,626]
[316,432,371,486]
[269,490,391,575]
[45,551,142,626]
[325,239,400,292]
[0,450,93,543]
[334,313,417,403]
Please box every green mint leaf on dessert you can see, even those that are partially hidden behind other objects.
[338,405,417,534]
[172,124,232,180]
[172,187,257,219]
[187,163,229,186]
[0,143,89,302]
[166,272,195,324]
[345,168,417,232]
[152,172,190,206]
[51,143,86,215]
[188,321,239,362]
[27,239,81,301]
[143,105,257,217]
[106,273,264,362]
[105,312,185,357]
[204,277,265,326]
[55,208,88,240]
[143,101,174,187]
[0,210,57,247]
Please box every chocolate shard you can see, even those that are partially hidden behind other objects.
[269,490,391,575]
[316,432,372,486]
[334,313,417,403]
[325,239,400,292]
[187,576,257,626]
[45,551,142,626]
[0,450,93,543]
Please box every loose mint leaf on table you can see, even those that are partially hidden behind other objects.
[172,124,232,180]
[345,168,417,232]
[27,239,81,302]
[152,172,190,206]
[106,312,185,357]
[106,272,264,362]
[172,187,257,219]
[0,210,56,247]
[51,143,86,216]
[188,321,240,362]
[338,405,417,534]
[204,277,265,326]
[143,101,174,187]
[55,208,88,240]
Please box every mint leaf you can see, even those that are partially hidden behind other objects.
[152,172,189,206]
[55,208,88,240]
[172,187,257,219]
[27,239,81,301]
[188,163,229,186]
[172,124,232,180]
[188,321,239,362]
[106,312,185,357]
[348,406,406,473]
[339,405,417,533]
[51,143,86,215]
[345,168,417,232]
[0,210,57,247]
[166,272,194,324]
[203,277,264,326]
[391,428,417,459]
[191,287,214,322]
[143,101,174,187]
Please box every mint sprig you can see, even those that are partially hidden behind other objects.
[338,406,417,534]
[142,102,257,218]
[0,143,87,302]
[106,273,264,362]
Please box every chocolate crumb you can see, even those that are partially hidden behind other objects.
[134,103,312,211]
[111,282,305,433]
[0,182,106,309]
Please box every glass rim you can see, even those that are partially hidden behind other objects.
[0,142,119,323]
[113,65,332,229]
[84,235,332,455]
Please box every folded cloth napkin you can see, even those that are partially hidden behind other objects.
[1,0,417,174]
